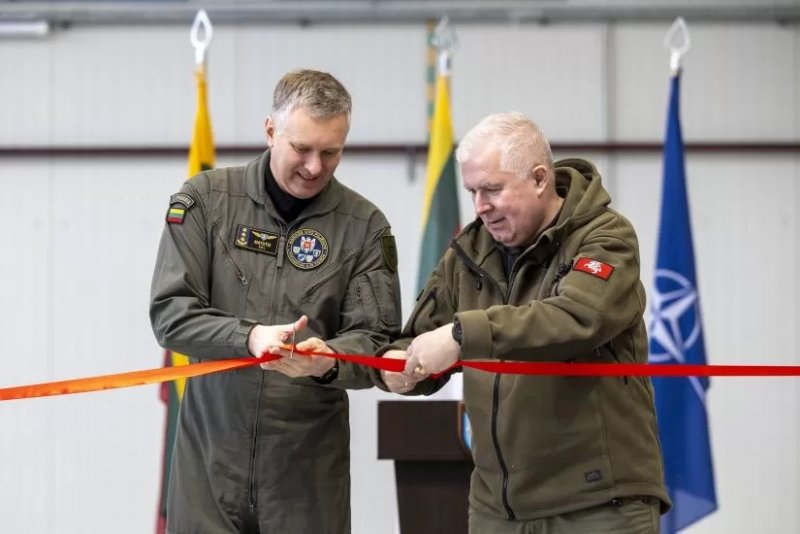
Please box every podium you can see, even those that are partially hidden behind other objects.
[378,400,473,534]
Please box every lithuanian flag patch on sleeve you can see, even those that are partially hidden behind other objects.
[166,207,186,224]
[166,191,195,224]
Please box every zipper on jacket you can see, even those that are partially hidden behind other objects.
[492,373,515,520]
[355,283,366,319]
[216,226,249,285]
[277,233,287,269]
[275,219,304,270]
[451,241,516,518]
[498,258,518,520]
[550,261,572,296]
[451,242,503,298]
[248,371,266,512]
[297,248,359,304]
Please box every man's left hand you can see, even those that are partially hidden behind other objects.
[261,337,337,378]
[404,323,460,378]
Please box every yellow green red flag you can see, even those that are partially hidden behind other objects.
[156,64,215,533]
[417,57,460,291]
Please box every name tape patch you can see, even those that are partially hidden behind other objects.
[169,192,195,209]
[235,224,279,256]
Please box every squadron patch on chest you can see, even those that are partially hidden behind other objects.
[573,257,614,280]
[234,224,279,255]
[287,228,329,270]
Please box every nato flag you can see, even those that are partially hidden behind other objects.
[648,72,718,532]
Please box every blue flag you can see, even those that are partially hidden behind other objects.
[648,72,717,532]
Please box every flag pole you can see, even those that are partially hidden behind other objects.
[187,9,216,177]
[155,10,216,534]
[417,16,463,400]
[417,15,459,293]
[649,16,718,533]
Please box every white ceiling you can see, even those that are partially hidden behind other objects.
[0,0,799,26]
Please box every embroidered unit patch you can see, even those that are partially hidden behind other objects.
[169,192,195,209]
[573,257,614,280]
[287,228,329,270]
[234,224,279,256]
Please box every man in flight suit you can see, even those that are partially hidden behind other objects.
[150,69,401,534]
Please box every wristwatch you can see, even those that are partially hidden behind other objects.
[451,319,463,345]
[313,361,339,385]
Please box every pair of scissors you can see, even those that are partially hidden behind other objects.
[279,326,297,360]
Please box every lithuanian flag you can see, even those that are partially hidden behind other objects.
[187,66,215,176]
[156,64,215,533]
[417,54,460,291]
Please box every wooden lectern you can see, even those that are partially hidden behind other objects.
[377,400,473,534]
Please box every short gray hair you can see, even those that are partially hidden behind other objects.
[455,112,553,177]
[271,69,352,132]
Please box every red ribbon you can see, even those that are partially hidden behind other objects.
[1,348,799,402]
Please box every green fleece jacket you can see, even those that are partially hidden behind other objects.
[388,158,671,521]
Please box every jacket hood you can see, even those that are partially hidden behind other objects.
[552,157,610,235]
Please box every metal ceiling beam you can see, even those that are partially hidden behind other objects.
[1,1,799,27]
[2,142,799,158]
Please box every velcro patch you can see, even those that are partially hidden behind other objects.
[573,257,614,280]
[235,224,279,256]
[381,235,398,273]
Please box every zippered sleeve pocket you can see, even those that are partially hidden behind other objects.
[365,270,401,328]
[337,271,400,335]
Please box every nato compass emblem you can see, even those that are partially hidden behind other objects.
[287,228,329,270]
[648,268,706,402]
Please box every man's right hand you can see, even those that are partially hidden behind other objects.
[381,350,419,394]
[247,315,309,359]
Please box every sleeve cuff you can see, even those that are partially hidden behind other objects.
[236,320,260,356]
[375,338,412,355]
[455,310,493,360]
